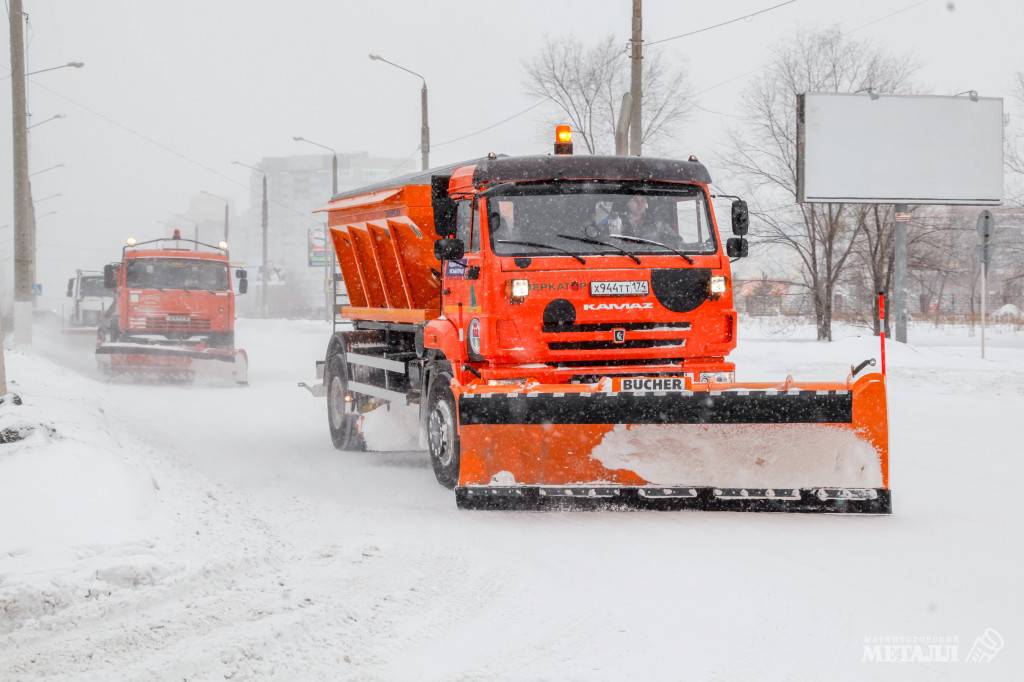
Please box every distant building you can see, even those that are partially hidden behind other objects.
[235,152,414,317]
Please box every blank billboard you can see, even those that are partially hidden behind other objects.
[797,93,1003,205]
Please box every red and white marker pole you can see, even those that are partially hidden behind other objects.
[878,291,887,377]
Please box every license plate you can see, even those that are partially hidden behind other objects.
[614,376,688,393]
[167,315,191,322]
[590,280,649,297]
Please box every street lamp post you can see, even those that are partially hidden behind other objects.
[24,62,84,78]
[293,136,339,322]
[7,0,84,344]
[29,163,64,177]
[233,161,269,318]
[368,53,429,170]
[200,190,230,243]
[27,113,66,130]
[33,192,62,205]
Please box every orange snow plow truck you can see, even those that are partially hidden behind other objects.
[96,230,249,384]
[309,132,890,513]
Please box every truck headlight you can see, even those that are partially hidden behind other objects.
[468,318,482,356]
[710,276,727,295]
[511,279,529,299]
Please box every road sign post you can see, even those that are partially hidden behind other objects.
[977,210,994,360]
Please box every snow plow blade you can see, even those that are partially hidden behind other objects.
[455,373,889,514]
[96,343,248,384]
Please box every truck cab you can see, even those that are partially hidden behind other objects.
[424,154,750,386]
[96,231,249,382]
[64,269,113,332]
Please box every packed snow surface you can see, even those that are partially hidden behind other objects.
[0,316,1021,680]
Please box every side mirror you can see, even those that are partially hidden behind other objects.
[103,264,118,289]
[434,238,465,262]
[431,174,458,237]
[238,278,248,294]
[66,278,75,297]
[731,199,749,236]
[235,269,248,279]
[726,237,749,259]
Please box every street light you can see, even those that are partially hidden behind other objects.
[25,61,84,77]
[368,53,430,170]
[233,161,269,318]
[27,113,65,130]
[200,190,230,243]
[293,136,339,322]
[29,163,64,177]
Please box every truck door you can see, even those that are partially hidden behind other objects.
[443,198,484,344]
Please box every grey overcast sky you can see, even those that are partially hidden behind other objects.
[2,0,1022,299]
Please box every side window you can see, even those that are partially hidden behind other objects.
[455,200,479,252]
[675,196,707,245]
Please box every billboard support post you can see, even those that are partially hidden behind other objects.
[893,206,910,343]
[977,210,994,360]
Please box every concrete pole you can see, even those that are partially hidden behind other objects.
[615,93,632,155]
[327,154,337,323]
[893,204,909,343]
[223,202,229,243]
[628,0,643,156]
[0,321,6,394]
[261,174,269,318]
[420,83,430,170]
[9,0,33,344]
[980,260,986,360]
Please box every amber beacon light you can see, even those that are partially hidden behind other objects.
[554,125,573,155]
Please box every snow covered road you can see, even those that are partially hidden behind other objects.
[1,318,1021,680]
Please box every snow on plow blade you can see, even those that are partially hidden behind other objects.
[455,373,890,514]
[96,343,248,384]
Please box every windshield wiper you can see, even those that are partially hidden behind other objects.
[608,234,695,264]
[496,240,586,265]
[556,234,641,264]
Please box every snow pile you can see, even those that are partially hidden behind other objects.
[0,350,170,633]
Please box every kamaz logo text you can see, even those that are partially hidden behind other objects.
[582,302,654,311]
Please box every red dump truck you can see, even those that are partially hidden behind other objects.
[306,129,890,513]
[96,230,249,383]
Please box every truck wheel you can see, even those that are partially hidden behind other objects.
[426,370,460,489]
[327,352,365,451]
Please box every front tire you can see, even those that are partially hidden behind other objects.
[426,370,460,489]
[327,351,365,451]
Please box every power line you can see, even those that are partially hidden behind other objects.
[647,0,798,47]
[433,99,548,148]
[25,77,314,221]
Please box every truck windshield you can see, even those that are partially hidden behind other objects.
[487,183,716,258]
[79,276,108,297]
[126,258,229,291]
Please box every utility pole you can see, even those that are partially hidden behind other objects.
[261,173,269,318]
[892,205,909,343]
[615,93,632,155]
[223,202,229,243]
[420,83,430,170]
[628,0,643,156]
[9,0,33,344]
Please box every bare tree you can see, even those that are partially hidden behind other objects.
[1007,71,1024,205]
[524,35,692,155]
[724,28,915,340]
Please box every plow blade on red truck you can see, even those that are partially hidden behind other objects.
[454,372,890,514]
[96,342,248,384]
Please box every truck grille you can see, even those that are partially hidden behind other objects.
[548,339,685,351]
[542,321,690,333]
[145,316,211,332]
